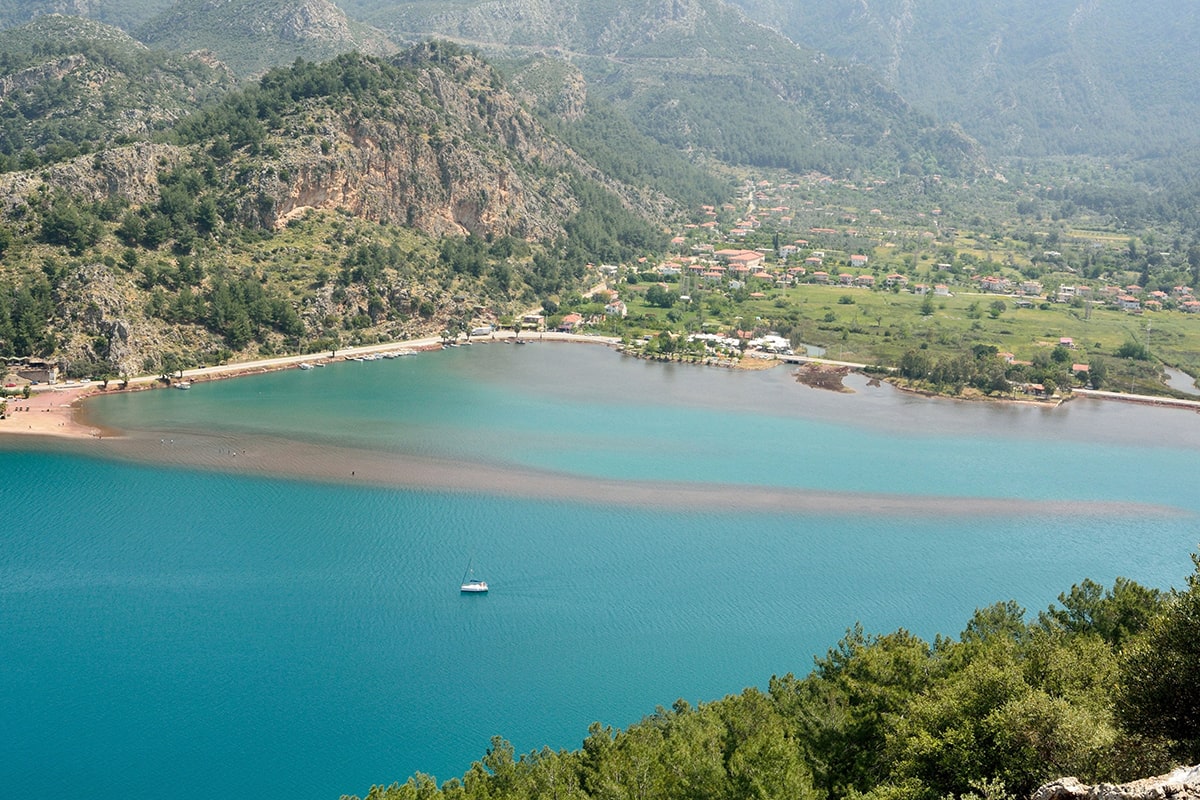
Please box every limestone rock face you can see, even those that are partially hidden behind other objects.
[0,143,185,221]
[1034,766,1200,800]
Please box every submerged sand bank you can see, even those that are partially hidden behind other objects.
[17,422,1174,520]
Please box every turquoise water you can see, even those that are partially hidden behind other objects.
[3,344,1198,799]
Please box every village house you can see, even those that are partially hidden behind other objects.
[849,254,869,268]
[714,249,766,271]
[885,273,909,288]
[557,313,584,332]
[1116,295,1142,312]
[854,275,876,288]
[605,300,628,318]
[979,275,1012,293]
[1057,285,1080,303]
[10,358,59,384]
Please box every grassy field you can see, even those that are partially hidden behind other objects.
[608,279,1200,396]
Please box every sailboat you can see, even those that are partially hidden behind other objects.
[460,560,489,593]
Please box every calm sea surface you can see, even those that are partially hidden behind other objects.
[3,343,1198,799]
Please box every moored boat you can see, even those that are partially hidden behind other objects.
[460,560,488,593]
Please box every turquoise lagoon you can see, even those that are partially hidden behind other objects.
[2,343,1197,800]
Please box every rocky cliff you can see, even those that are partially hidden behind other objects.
[252,50,588,240]
[1036,766,1200,800]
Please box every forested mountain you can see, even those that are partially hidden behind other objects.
[136,0,399,78]
[724,0,1200,160]
[0,0,176,31]
[336,0,985,178]
[0,43,668,377]
[0,15,236,171]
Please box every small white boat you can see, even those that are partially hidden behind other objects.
[174,381,192,390]
[298,362,314,370]
[460,561,488,593]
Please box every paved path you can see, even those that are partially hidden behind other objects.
[31,330,622,394]
[1073,387,1200,410]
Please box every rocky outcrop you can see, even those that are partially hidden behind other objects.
[238,50,608,240]
[55,262,165,378]
[0,143,186,223]
[0,54,87,103]
[1034,766,1200,800]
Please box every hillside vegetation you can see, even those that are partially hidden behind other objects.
[0,43,668,379]
[341,0,984,178]
[345,554,1200,800]
[136,0,399,78]
[0,15,236,170]
[725,0,1200,161]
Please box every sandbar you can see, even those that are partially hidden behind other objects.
[0,334,1193,521]
[18,422,1178,521]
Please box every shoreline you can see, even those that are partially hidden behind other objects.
[4,330,1199,450]
[3,334,1198,519]
[0,329,620,442]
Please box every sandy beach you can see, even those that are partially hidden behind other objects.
[0,384,103,439]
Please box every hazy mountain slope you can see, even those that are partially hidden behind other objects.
[137,0,400,78]
[0,0,178,30]
[0,15,237,169]
[335,0,984,176]
[725,0,1200,158]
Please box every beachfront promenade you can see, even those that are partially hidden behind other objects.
[44,330,623,393]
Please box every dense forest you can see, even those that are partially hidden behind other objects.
[346,555,1200,800]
